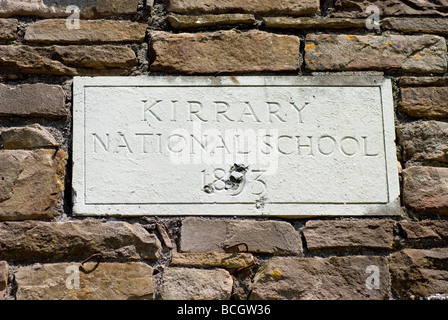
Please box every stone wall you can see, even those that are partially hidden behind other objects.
[1,0,448,300]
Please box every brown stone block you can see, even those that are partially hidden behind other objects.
[0,83,67,118]
[0,149,67,221]
[250,256,390,300]
[0,220,162,262]
[15,262,154,300]
[0,0,139,18]
[399,220,448,241]
[171,252,255,269]
[390,248,448,298]
[332,0,448,18]
[397,121,448,163]
[303,219,395,251]
[1,124,58,149]
[0,19,17,40]
[383,18,448,35]
[399,87,448,118]
[180,218,301,255]
[160,267,233,300]
[150,30,301,74]
[0,45,137,76]
[399,77,448,87]
[305,34,447,74]
[263,17,366,29]
[167,0,320,16]
[25,19,147,44]
[402,166,448,215]
[167,13,255,29]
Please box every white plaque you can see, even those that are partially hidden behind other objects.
[72,76,400,217]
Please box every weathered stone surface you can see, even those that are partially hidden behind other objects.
[399,220,448,240]
[0,149,67,221]
[303,219,395,251]
[0,0,139,18]
[399,76,448,87]
[160,267,233,300]
[0,83,67,118]
[398,87,448,118]
[263,17,365,29]
[397,121,448,163]
[1,124,58,149]
[0,45,137,76]
[167,13,255,29]
[52,45,137,75]
[15,262,154,300]
[389,248,448,298]
[332,0,448,18]
[250,256,390,300]
[0,18,17,40]
[0,220,162,262]
[403,166,448,215]
[180,218,301,255]
[150,30,301,74]
[167,0,320,15]
[25,19,147,44]
[383,18,448,35]
[0,261,7,300]
[171,252,255,269]
[305,34,447,74]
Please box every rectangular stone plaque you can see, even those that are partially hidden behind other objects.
[72,76,400,217]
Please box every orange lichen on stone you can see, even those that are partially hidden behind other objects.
[305,43,318,50]
[271,269,283,280]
